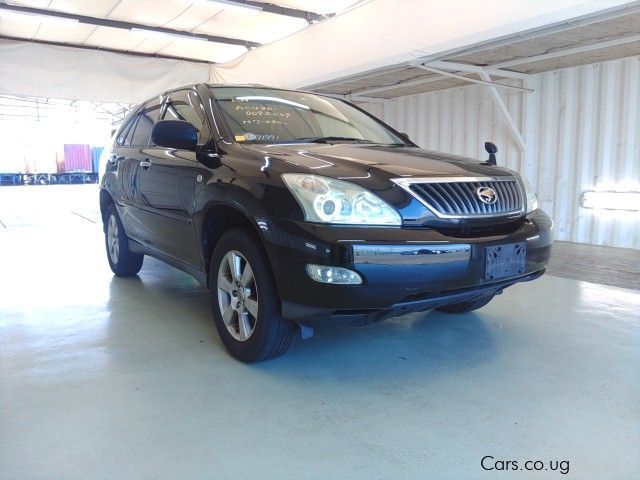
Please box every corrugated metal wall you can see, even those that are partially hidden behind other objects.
[362,55,640,249]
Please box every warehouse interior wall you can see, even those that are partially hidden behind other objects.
[0,39,211,103]
[361,55,640,249]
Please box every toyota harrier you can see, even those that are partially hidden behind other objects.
[100,84,552,362]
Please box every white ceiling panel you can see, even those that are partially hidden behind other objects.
[194,10,308,43]
[159,39,248,63]
[155,3,225,32]
[81,25,170,52]
[0,14,40,38]
[48,0,120,18]
[34,22,97,43]
[3,0,52,9]
[108,0,196,28]
[79,23,251,63]
[0,0,355,63]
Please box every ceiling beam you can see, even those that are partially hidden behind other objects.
[212,1,327,22]
[0,35,214,65]
[478,72,526,152]
[349,74,450,97]
[306,64,411,92]
[346,61,530,98]
[414,64,533,93]
[0,2,261,48]
[424,60,530,80]
[324,93,390,104]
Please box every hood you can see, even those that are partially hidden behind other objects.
[241,143,515,189]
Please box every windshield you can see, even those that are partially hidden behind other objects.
[210,86,405,145]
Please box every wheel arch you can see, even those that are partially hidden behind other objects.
[99,189,115,228]
[201,202,272,288]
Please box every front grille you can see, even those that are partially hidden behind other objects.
[399,178,524,218]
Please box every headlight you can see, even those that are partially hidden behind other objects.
[521,176,539,214]
[282,173,402,225]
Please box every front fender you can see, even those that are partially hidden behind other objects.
[193,181,292,279]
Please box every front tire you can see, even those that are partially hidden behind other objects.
[210,229,295,362]
[436,294,495,313]
[104,204,144,277]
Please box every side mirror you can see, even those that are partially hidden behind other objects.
[152,120,198,150]
[484,141,498,165]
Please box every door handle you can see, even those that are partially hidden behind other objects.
[140,160,152,169]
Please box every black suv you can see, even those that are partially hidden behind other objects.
[100,84,552,362]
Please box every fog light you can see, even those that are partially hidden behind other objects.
[306,264,362,285]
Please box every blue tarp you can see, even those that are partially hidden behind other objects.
[91,146,104,174]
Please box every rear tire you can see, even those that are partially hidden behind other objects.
[104,203,144,277]
[436,294,495,313]
[210,228,295,362]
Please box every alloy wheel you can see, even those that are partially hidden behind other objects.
[217,250,259,341]
[107,214,119,264]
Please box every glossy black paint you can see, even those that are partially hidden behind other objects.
[484,141,498,165]
[101,83,553,326]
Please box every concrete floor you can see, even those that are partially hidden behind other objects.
[1,185,639,479]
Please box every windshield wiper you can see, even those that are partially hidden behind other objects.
[295,136,375,144]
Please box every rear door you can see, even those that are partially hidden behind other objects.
[111,110,145,243]
[117,97,163,244]
[136,89,211,267]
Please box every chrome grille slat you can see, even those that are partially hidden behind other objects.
[433,183,463,214]
[508,182,517,210]
[451,182,472,214]
[495,182,507,211]
[495,181,511,211]
[401,177,524,218]
[509,182,520,210]
[507,182,517,210]
[426,184,455,212]
[461,182,480,214]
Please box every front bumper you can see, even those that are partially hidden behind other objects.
[262,209,553,326]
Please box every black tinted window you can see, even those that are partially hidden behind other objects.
[117,115,136,146]
[162,90,210,144]
[123,117,137,146]
[129,98,163,146]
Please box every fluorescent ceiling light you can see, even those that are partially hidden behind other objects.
[0,9,79,25]
[130,28,208,42]
[203,0,263,14]
[581,191,640,212]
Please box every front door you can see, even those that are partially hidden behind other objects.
[136,89,212,267]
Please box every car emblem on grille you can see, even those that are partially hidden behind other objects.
[476,186,498,204]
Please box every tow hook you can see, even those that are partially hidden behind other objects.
[299,324,314,340]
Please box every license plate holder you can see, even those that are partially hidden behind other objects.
[485,242,526,280]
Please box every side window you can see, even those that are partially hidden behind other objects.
[116,115,137,146]
[129,98,163,147]
[162,90,211,144]
[124,117,138,146]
